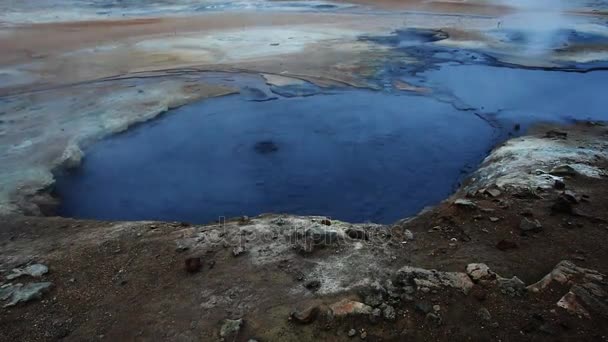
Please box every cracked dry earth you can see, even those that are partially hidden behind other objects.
[1,123,608,341]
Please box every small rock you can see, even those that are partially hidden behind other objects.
[454,199,477,209]
[320,219,331,226]
[496,239,518,251]
[425,313,442,326]
[382,304,396,321]
[184,257,202,273]
[219,319,243,338]
[489,217,500,222]
[466,263,496,283]
[476,307,492,321]
[520,218,543,235]
[550,165,578,177]
[304,280,321,292]
[360,330,368,340]
[1,282,53,307]
[363,292,384,307]
[554,179,566,190]
[485,188,501,198]
[175,244,189,253]
[347,328,356,337]
[563,190,579,204]
[6,264,49,280]
[290,305,319,324]
[232,246,246,257]
[498,276,526,297]
[433,305,441,312]
[403,229,414,241]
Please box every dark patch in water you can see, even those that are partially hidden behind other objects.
[254,140,279,154]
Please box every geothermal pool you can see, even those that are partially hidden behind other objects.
[54,62,608,224]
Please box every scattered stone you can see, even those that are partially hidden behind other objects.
[496,239,518,251]
[485,188,502,198]
[397,266,474,294]
[432,305,441,312]
[329,299,373,317]
[528,260,603,292]
[360,330,368,340]
[175,244,189,253]
[528,260,608,318]
[232,246,246,257]
[290,305,319,324]
[519,217,543,235]
[563,190,579,204]
[219,319,243,338]
[489,217,500,222]
[425,313,442,326]
[320,219,331,226]
[550,165,578,177]
[403,229,414,241]
[454,199,477,209]
[304,280,321,292]
[381,304,396,321]
[363,292,384,307]
[554,179,566,190]
[347,328,356,337]
[6,264,49,280]
[184,257,202,273]
[1,282,53,307]
[476,307,492,321]
[466,263,496,283]
[498,276,526,297]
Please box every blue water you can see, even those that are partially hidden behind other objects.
[54,90,494,224]
[54,64,608,224]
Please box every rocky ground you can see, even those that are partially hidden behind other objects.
[1,122,608,341]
